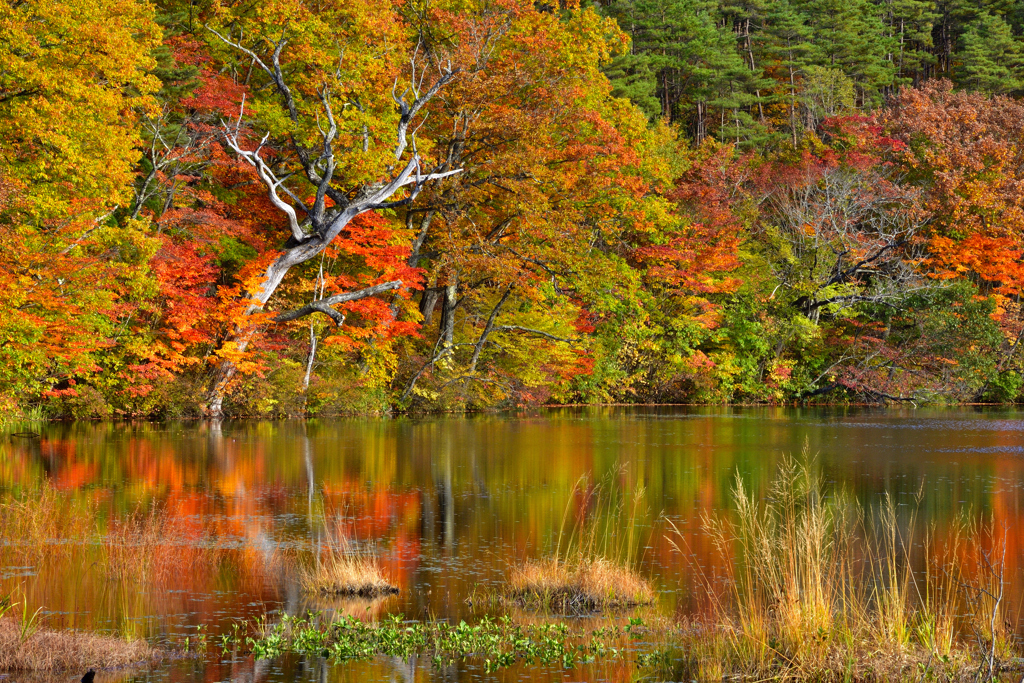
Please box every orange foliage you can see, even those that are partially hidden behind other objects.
[889,81,1024,301]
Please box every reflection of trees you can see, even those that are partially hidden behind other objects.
[0,413,1023,634]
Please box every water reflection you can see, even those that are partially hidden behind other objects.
[2,407,1024,681]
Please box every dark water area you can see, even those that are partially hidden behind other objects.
[2,406,1024,682]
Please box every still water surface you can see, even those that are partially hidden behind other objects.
[2,407,1024,682]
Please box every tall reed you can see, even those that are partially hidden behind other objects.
[666,449,1016,680]
[103,506,221,585]
[0,483,225,587]
[0,486,96,561]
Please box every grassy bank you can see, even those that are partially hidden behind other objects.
[0,615,160,672]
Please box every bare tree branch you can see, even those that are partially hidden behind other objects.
[494,325,580,343]
[392,57,456,161]
[222,98,308,242]
[273,280,403,325]
[201,24,465,416]
[469,286,512,375]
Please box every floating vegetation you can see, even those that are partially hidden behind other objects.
[222,612,653,674]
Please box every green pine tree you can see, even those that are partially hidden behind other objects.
[880,0,939,84]
[794,0,896,105]
[599,0,702,120]
[602,49,661,118]
[932,0,1003,76]
[757,0,816,144]
[601,0,773,143]
[956,11,1024,93]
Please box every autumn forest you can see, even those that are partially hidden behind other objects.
[5,0,1024,419]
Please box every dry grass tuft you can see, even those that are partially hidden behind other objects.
[507,474,655,611]
[509,557,655,609]
[0,616,159,671]
[299,537,397,598]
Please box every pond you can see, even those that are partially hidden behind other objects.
[2,406,1024,682]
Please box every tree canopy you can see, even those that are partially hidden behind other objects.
[5,0,1024,417]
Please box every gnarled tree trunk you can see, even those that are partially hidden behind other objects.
[202,29,460,417]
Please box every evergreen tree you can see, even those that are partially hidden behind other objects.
[880,0,939,84]
[794,0,895,105]
[932,0,984,76]
[956,11,1024,93]
[1006,0,1024,36]
[597,0,661,118]
[603,51,661,118]
[701,21,774,144]
[595,0,1024,143]
[720,0,769,73]
[600,0,770,142]
[719,0,779,144]
[757,0,816,143]
[605,0,705,119]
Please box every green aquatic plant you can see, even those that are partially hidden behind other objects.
[18,601,42,644]
[223,612,651,673]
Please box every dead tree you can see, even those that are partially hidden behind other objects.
[203,28,461,417]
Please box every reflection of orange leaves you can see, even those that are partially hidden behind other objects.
[51,462,98,491]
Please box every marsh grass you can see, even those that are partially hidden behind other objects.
[0,482,231,589]
[0,616,160,671]
[663,449,1019,681]
[299,523,397,598]
[103,507,164,583]
[509,557,655,610]
[508,474,655,610]
[0,486,96,561]
[104,507,221,585]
